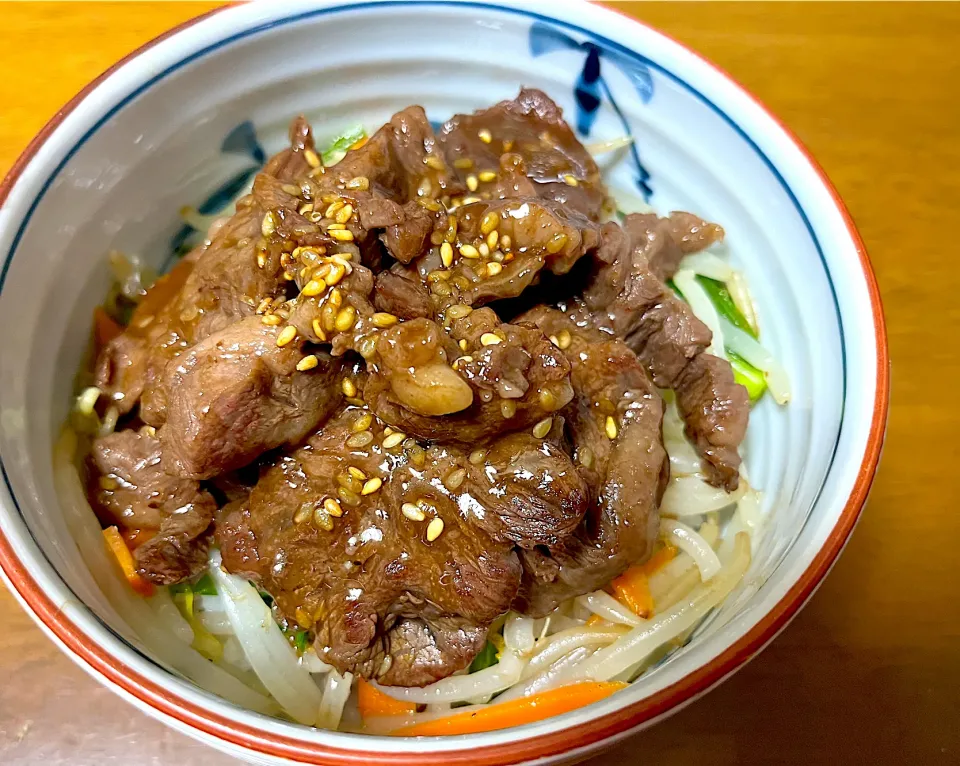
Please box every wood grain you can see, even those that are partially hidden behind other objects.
[1,2,957,764]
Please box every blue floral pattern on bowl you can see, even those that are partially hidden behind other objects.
[529,21,654,199]
[168,120,266,262]
[169,23,656,266]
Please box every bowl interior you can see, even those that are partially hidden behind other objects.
[0,1,873,760]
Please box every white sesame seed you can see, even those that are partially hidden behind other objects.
[346,431,374,449]
[324,263,346,286]
[261,211,277,237]
[328,228,355,242]
[426,517,444,542]
[605,416,618,439]
[361,477,382,495]
[539,389,557,410]
[352,413,373,432]
[335,204,354,224]
[313,505,334,531]
[296,354,319,371]
[324,497,344,518]
[444,468,467,491]
[446,304,473,320]
[383,432,406,449]
[440,242,454,267]
[276,325,297,347]
[402,502,426,522]
[533,417,553,439]
[546,232,569,254]
[335,306,357,331]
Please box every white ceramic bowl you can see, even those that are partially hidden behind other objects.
[0,1,887,763]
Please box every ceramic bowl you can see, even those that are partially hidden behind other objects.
[0,1,887,763]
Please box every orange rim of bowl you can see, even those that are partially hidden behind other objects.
[0,4,888,764]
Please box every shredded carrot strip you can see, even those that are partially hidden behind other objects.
[640,542,678,576]
[610,545,677,618]
[586,614,605,627]
[393,681,626,737]
[358,678,417,718]
[103,526,154,597]
[93,307,123,349]
[349,136,369,151]
[122,527,156,550]
[611,566,654,618]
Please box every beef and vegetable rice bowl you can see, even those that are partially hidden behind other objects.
[62,88,788,735]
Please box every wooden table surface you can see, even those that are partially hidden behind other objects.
[1,2,957,764]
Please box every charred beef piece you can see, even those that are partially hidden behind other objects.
[158,316,344,480]
[379,201,441,265]
[444,197,599,307]
[381,194,600,315]
[94,257,198,420]
[215,408,586,686]
[513,308,667,616]
[438,88,607,221]
[287,262,378,356]
[674,353,749,492]
[623,212,725,282]
[373,267,434,320]
[90,427,216,584]
[576,214,748,490]
[363,310,573,445]
[472,429,588,549]
[301,106,458,265]
[95,118,319,421]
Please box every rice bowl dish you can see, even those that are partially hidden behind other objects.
[0,2,887,763]
[65,88,788,735]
